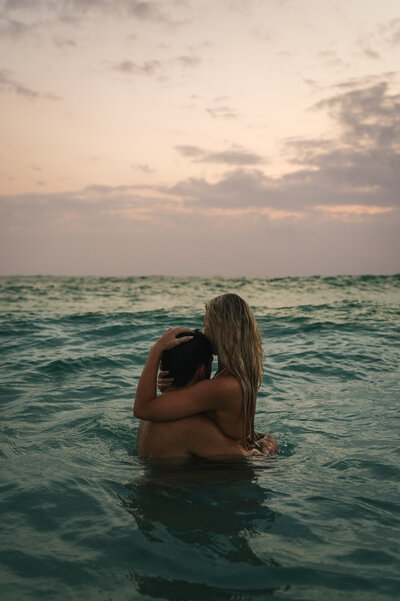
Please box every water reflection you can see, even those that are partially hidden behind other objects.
[121,458,285,600]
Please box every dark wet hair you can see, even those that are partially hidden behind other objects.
[161,329,212,388]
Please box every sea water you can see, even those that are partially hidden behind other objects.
[0,275,399,601]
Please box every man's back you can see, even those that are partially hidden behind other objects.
[138,415,247,460]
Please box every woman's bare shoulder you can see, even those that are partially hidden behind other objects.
[213,372,242,392]
[193,372,242,396]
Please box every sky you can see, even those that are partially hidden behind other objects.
[0,0,399,276]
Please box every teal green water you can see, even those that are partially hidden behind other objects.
[1,275,399,601]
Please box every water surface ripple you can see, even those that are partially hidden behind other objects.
[1,275,399,601]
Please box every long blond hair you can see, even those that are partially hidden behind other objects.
[205,293,263,446]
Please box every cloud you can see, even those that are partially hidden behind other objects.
[81,183,149,195]
[1,0,190,28]
[127,1,170,23]
[0,68,40,99]
[64,0,192,26]
[53,36,77,49]
[361,46,381,60]
[175,55,201,67]
[131,163,156,173]
[331,72,397,92]
[0,68,62,100]
[0,186,170,232]
[227,0,257,14]
[354,18,400,62]
[206,105,239,119]
[175,144,265,166]
[0,1,57,36]
[112,59,162,76]
[0,178,304,239]
[170,77,400,219]
[315,204,394,217]
[3,0,38,10]
[1,150,398,275]
[251,28,272,42]
[381,17,400,47]
[1,175,396,234]
[268,79,400,207]
[0,18,32,39]
[59,0,165,21]
[355,34,381,60]
[2,75,398,225]
[312,81,400,150]
[316,50,348,70]
[111,54,201,77]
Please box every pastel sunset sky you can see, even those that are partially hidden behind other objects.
[1,0,399,276]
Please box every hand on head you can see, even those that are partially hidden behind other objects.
[154,327,194,352]
[158,328,212,391]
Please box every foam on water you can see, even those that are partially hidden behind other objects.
[1,275,399,601]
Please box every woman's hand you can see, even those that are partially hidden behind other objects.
[246,432,278,456]
[256,434,278,455]
[153,327,194,353]
[158,370,174,393]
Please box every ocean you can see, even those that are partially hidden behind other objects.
[0,275,399,601]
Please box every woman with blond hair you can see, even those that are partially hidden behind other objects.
[134,293,276,452]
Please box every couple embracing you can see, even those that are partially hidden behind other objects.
[134,293,277,460]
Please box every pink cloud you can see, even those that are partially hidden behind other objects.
[315,204,395,219]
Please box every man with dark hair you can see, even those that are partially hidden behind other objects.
[160,329,213,389]
[137,330,277,460]
[137,331,245,459]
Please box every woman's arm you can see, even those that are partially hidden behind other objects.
[133,328,240,422]
[134,376,238,421]
[134,327,192,415]
[134,344,164,415]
